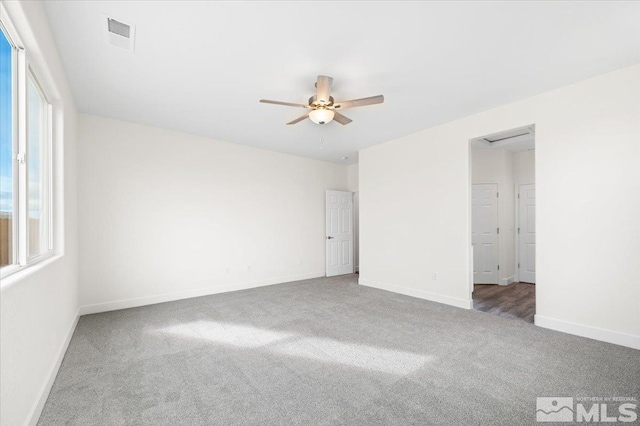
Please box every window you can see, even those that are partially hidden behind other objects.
[27,71,51,259]
[0,26,14,268]
[0,19,53,277]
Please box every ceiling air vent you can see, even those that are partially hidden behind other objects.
[108,18,130,38]
[105,16,135,51]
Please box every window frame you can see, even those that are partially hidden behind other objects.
[0,10,54,279]
[25,65,53,264]
[0,18,20,277]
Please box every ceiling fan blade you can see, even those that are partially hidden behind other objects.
[333,95,384,110]
[260,99,309,108]
[315,75,333,104]
[286,112,310,125]
[333,112,352,125]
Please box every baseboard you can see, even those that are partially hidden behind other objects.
[535,315,640,350]
[27,311,80,426]
[501,276,514,286]
[79,271,326,315]
[358,278,472,310]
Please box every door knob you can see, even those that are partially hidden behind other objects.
[326,236,334,239]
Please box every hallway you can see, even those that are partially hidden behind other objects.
[473,283,535,323]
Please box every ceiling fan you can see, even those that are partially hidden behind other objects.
[260,75,384,125]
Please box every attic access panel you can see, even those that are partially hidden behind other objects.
[483,126,533,143]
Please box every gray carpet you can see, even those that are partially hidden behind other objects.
[38,274,639,425]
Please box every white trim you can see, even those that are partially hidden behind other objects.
[16,47,27,264]
[534,315,640,350]
[501,275,514,286]
[467,142,473,299]
[27,311,80,426]
[358,278,472,310]
[515,182,535,283]
[25,65,54,262]
[0,3,23,49]
[80,271,325,315]
[0,250,56,281]
[514,185,519,283]
[353,191,359,275]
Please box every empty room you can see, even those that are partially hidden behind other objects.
[1,1,639,425]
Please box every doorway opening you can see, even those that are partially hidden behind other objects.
[469,125,536,323]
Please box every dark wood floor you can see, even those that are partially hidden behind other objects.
[473,283,535,323]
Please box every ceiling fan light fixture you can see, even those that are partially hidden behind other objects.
[309,108,335,125]
[260,75,383,125]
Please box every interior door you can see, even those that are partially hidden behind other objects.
[472,184,499,284]
[518,184,536,283]
[326,190,354,277]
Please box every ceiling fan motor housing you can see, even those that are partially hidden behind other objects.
[309,95,335,108]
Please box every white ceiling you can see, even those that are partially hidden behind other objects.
[43,1,640,164]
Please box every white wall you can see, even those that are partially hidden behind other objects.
[78,114,348,312]
[347,164,359,192]
[471,149,516,283]
[513,150,535,186]
[0,2,79,425]
[359,64,640,348]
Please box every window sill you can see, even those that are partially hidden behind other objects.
[0,253,62,291]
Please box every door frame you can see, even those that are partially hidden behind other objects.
[471,183,500,285]
[325,190,355,277]
[468,125,536,320]
[515,182,535,283]
[353,191,359,273]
